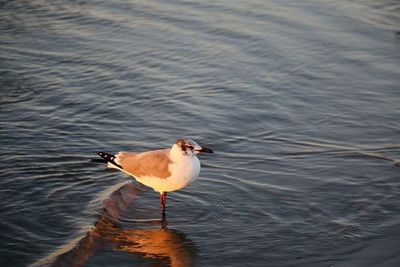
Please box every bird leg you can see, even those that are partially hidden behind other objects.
[161,213,168,230]
[160,192,167,215]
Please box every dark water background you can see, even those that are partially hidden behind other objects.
[1,0,400,266]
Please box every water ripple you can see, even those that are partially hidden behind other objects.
[1,0,400,266]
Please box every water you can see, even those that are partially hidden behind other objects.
[1,0,400,266]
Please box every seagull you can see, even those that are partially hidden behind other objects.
[93,138,213,215]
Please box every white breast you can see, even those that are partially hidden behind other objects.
[135,155,201,193]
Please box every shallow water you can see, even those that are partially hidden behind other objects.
[1,0,400,266]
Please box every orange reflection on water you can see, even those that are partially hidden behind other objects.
[33,182,198,267]
[104,226,197,267]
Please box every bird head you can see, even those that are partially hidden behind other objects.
[175,138,213,156]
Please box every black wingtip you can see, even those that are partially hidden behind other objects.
[96,151,123,169]
[90,152,110,164]
[97,151,107,157]
[97,151,114,160]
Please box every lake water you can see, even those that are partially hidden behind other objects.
[1,0,400,266]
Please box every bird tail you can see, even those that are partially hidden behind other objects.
[92,151,123,169]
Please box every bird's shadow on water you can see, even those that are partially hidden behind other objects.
[31,181,199,267]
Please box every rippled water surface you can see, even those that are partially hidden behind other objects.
[1,0,400,266]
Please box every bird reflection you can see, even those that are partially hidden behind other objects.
[103,223,198,267]
[33,181,198,267]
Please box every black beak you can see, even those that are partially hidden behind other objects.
[198,147,213,153]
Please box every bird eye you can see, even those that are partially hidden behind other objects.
[188,145,194,150]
